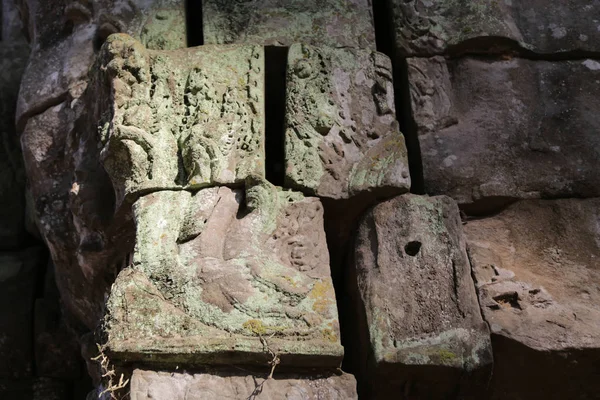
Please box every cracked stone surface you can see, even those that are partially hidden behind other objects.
[389,0,600,56]
[465,198,600,399]
[202,0,375,48]
[285,44,410,200]
[347,194,492,399]
[93,34,265,207]
[408,56,600,213]
[105,178,342,367]
[130,369,357,400]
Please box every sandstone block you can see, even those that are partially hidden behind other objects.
[389,0,600,56]
[202,0,375,48]
[285,44,410,199]
[106,177,342,367]
[409,56,600,212]
[0,248,45,378]
[130,369,357,400]
[465,198,600,399]
[348,194,492,399]
[93,35,265,207]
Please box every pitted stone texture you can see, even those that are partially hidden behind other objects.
[0,41,30,249]
[202,0,375,49]
[465,199,600,399]
[16,0,186,128]
[409,57,600,212]
[0,248,45,378]
[106,178,342,367]
[130,369,357,400]
[285,44,410,200]
[389,0,600,56]
[94,35,264,207]
[348,194,492,399]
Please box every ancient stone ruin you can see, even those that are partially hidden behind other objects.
[1,0,599,399]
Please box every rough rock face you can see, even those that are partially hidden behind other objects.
[106,178,342,366]
[0,248,45,378]
[202,0,375,49]
[347,194,492,399]
[388,0,600,56]
[285,44,410,199]
[92,34,264,207]
[130,369,357,399]
[408,56,600,212]
[0,39,29,249]
[465,198,600,399]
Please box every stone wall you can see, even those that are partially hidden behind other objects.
[1,0,598,399]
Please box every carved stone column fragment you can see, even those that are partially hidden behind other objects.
[105,177,342,367]
[92,34,265,207]
[202,0,376,48]
[285,44,411,200]
[347,194,492,399]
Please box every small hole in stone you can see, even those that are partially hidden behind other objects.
[404,241,421,256]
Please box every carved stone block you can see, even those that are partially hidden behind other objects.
[130,369,357,400]
[285,44,410,199]
[105,178,342,367]
[202,0,375,48]
[389,0,600,56]
[93,34,265,207]
[408,56,600,213]
[465,198,600,399]
[347,194,492,399]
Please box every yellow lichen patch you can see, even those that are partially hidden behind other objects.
[321,328,338,343]
[243,319,267,336]
[308,280,334,314]
[438,349,458,363]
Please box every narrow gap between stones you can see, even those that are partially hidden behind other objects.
[372,0,425,194]
[185,0,203,47]
[264,46,287,186]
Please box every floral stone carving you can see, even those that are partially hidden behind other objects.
[91,34,265,207]
[105,177,342,367]
[285,44,411,199]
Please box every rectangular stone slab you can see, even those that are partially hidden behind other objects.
[388,0,600,56]
[408,56,600,213]
[130,369,357,399]
[202,0,375,49]
[347,194,492,399]
[105,178,342,367]
[285,44,411,199]
[464,198,600,399]
[93,34,265,207]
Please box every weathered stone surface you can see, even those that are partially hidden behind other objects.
[389,0,600,56]
[285,44,410,200]
[0,248,45,378]
[17,0,186,127]
[202,0,375,48]
[465,198,600,399]
[409,56,600,212]
[130,369,357,400]
[347,194,492,399]
[106,178,342,366]
[0,40,29,249]
[93,34,265,207]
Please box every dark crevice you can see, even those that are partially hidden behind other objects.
[264,46,287,186]
[372,0,425,195]
[185,0,203,47]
